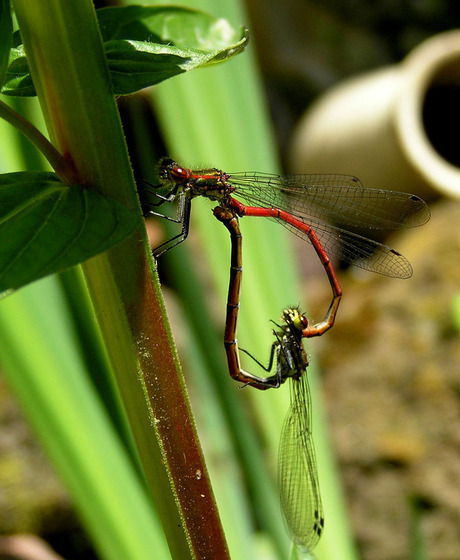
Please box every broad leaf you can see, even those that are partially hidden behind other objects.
[2,5,249,96]
[0,172,140,293]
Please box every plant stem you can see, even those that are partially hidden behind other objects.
[0,98,74,180]
[11,0,229,557]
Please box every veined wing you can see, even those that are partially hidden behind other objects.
[279,374,324,555]
[281,215,414,278]
[228,172,430,232]
[227,173,426,278]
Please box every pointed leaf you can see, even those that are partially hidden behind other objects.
[0,172,140,293]
[3,44,33,96]
[2,6,249,96]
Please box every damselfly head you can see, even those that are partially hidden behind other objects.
[158,158,189,185]
[283,307,309,332]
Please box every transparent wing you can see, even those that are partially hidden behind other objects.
[228,172,430,278]
[278,374,324,555]
[229,172,430,230]
[283,215,413,278]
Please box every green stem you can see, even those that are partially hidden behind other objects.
[0,98,73,180]
[11,0,228,557]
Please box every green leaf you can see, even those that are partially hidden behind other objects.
[3,44,33,96]
[0,0,13,90]
[1,5,249,97]
[0,172,140,293]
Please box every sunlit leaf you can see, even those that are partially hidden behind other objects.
[2,5,249,96]
[0,171,140,293]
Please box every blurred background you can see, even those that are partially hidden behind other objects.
[245,2,460,559]
[1,1,460,559]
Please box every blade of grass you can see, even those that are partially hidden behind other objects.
[408,497,429,560]
[57,266,143,473]
[0,274,168,560]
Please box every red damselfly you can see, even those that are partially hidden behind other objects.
[215,206,327,555]
[144,158,430,283]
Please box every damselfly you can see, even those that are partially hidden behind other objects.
[144,158,430,283]
[274,307,324,556]
[215,206,327,555]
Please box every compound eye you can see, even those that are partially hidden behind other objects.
[299,315,309,329]
[170,165,188,182]
[285,308,308,330]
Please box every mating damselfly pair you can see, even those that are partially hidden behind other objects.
[143,158,430,555]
